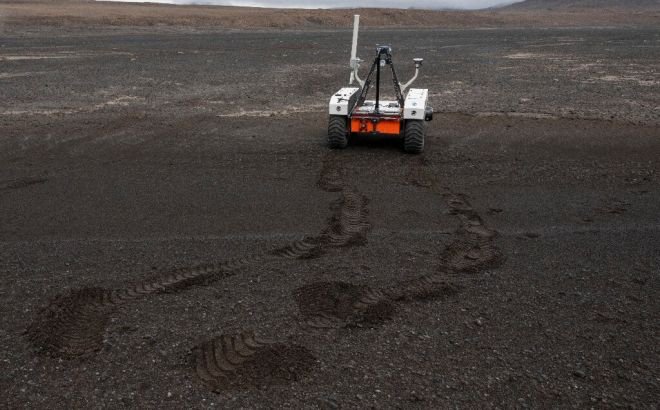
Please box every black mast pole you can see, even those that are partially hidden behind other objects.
[375,55,381,114]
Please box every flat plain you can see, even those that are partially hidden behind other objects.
[0,3,659,408]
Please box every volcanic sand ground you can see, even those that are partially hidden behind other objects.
[0,15,659,410]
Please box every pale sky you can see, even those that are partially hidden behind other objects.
[109,0,525,10]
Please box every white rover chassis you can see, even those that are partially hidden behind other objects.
[327,15,432,154]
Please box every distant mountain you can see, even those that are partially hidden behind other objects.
[504,0,660,9]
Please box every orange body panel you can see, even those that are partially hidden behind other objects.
[351,118,401,135]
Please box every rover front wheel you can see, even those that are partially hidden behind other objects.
[404,119,425,154]
[328,115,348,149]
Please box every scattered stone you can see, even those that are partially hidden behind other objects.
[317,397,339,410]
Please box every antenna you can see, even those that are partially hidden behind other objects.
[349,15,362,85]
[401,58,424,92]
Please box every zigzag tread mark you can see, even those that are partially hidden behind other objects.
[294,281,395,328]
[25,287,114,357]
[192,331,315,391]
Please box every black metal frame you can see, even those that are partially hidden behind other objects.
[353,46,404,115]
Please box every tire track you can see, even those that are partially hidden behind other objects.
[25,255,269,357]
[440,191,504,273]
[384,274,460,301]
[0,175,48,191]
[317,151,345,193]
[294,277,458,328]
[405,155,504,274]
[25,287,114,357]
[293,281,396,328]
[191,331,315,391]
[319,188,370,248]
[294,154,503,328]
[25,159,371,357]
[192,151,504,393]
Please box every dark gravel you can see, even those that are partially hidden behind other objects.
[0,25,658,408]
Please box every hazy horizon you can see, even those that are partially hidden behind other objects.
[106,0,526,10]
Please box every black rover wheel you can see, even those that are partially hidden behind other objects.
[328,115,348,149]
[404,120,425,154]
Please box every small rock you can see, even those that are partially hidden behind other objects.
[409,391,425,402]
[317,397,339,410]
[573,370,586,378]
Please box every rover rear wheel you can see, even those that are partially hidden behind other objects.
[404,120,425,154]
[328,115,348,149]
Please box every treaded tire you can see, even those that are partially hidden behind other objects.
[404,120,425,154]
[328,115,348,149]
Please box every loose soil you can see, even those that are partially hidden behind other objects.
[0,11,658,409]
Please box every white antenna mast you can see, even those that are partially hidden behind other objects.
[349,15,363,86]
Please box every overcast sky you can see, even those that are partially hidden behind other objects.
[110,0,525,10]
